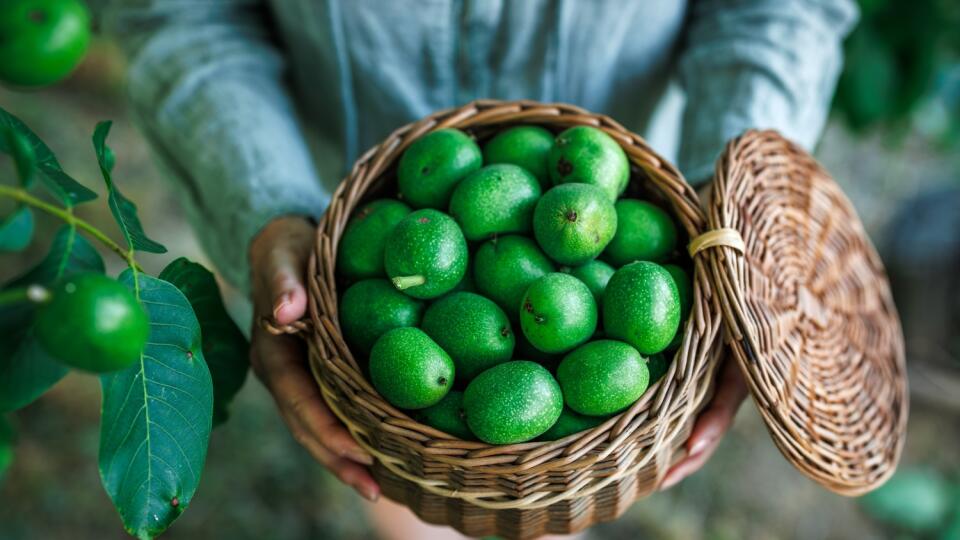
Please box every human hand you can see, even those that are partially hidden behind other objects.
[249,216,380,501]
[660,357,748,489]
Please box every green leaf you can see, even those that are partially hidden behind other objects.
[0,416,14,482]
[5,225,105,288]
[0,226,104,412]
[0,332,68,413]
[104,144,116,173]
[92,121,167,254]
[0,106,97,206]
[158,258,249,426]
[99,270,213,539]
[2,127,37,187]
[0,207,33,251]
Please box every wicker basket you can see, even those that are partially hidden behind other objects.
[270,100,907,538]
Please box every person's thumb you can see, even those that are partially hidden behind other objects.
[253,218,314,325]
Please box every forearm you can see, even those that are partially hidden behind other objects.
[677,0,859,184]
[104,0,328,291]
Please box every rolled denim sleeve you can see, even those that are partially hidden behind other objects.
[677,0,859,184]
[103,0,329,291]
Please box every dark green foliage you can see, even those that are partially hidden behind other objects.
[92,121,167,253]
[99,271,213,539]
[0,227,104,412]
[0,106,96,205]
[0,106,241,539]
[834,0,960,139]
[0,415,13,482]
[159,258,250,426]
[0,207,33,251]
[859,468,954,533]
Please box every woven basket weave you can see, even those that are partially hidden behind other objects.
[298,100,724,538]
[269,100,907,538]
[701,130,908,495]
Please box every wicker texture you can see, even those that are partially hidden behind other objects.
[302,100,724,538]
[700,130,908,496]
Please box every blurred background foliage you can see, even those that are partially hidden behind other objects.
[834,0,960,144]
[1,0,959,538]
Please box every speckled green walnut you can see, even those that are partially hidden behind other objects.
[337,199,411,280]
[561,259,615,306]
[384,209,468,299]
[603,199,678,266]
[548,125,629,202]
[369,327,454,410]
[397,128,482,209]
[463,361,562,444]
[482,125,555,188]
[520,273,597,354]
[539,407,606,441]
[557,340,649,416]
[448,164,541,241]
[420,292,514,381]
[415,391,473,440]
[603,262,680,355]
[473,235,554,315]
[339,279,424,355]
[533,183,617,266]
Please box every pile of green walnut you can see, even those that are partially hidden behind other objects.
[337,125,693,445]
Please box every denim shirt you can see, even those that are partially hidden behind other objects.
[103,0,857,291]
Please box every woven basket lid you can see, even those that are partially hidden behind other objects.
[695,130,909,496]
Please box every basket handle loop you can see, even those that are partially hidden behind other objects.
[687,228,745,258]
[258,316,313,338]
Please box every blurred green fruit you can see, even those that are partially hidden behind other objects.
[860,468,954,533]
[35,272,148,373]
[0,0,91,88]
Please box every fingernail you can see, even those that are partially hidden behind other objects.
[690,436,713,457]
[362,486,380,502]
[272,292,291,319]
[346,448,374,466]
[660,473,681,490]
